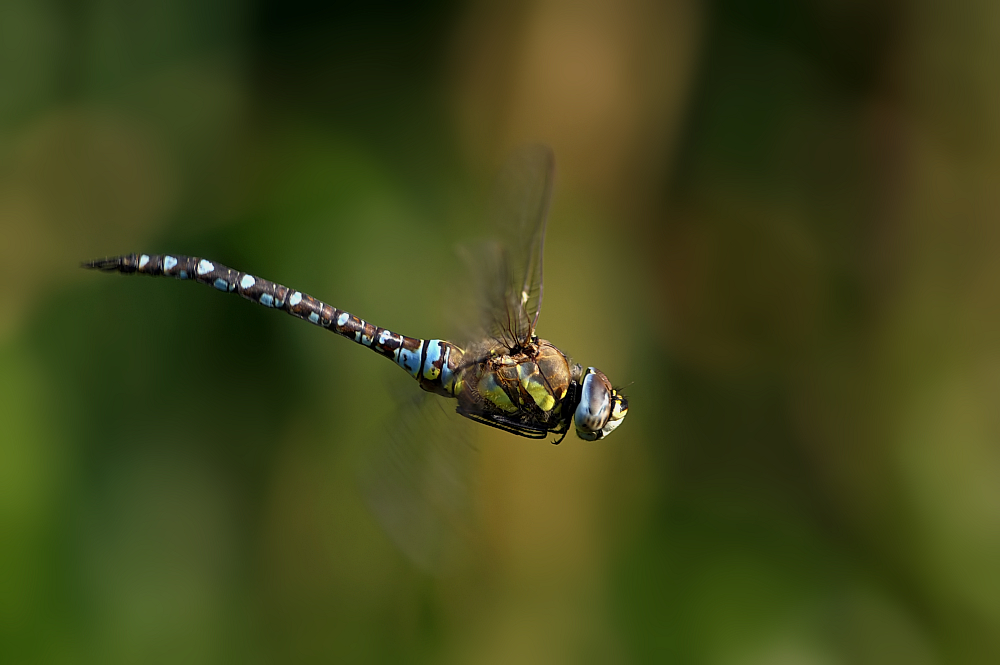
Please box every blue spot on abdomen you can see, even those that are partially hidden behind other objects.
[397,344,424,378]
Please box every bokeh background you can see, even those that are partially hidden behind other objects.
[3,0,999,663]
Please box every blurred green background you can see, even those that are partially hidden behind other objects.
[3,0,999,663]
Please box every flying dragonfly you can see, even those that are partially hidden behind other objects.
[83,145,628,444]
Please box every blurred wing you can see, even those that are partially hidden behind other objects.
[357,391,480,573]
[356,147,554,570]
[478,144,555,347]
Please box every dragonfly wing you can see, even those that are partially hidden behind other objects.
[478,144,555,347]
[357,391,480,572]
[357,147,554,568]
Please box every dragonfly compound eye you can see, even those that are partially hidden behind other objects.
[574,367,626,440]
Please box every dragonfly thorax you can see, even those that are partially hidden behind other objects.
[469,339,570,414]
[451,339,626,443]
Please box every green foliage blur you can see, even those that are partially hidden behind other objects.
[2,0,999,663]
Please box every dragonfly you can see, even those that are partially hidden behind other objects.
[83,145,628,444]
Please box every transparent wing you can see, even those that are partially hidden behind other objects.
[357,387,481,573]
[477,144,555,348]
[356,146,555,570]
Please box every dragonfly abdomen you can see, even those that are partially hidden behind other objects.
[84,253,464,397]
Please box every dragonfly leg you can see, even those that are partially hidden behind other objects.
[456,408,549,440]
[550,422,571,445]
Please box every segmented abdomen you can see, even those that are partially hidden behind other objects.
[84,253,464,397]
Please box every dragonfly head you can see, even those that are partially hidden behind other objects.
[574,367,628,440]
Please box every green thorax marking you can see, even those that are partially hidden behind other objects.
[469,339,572,415]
